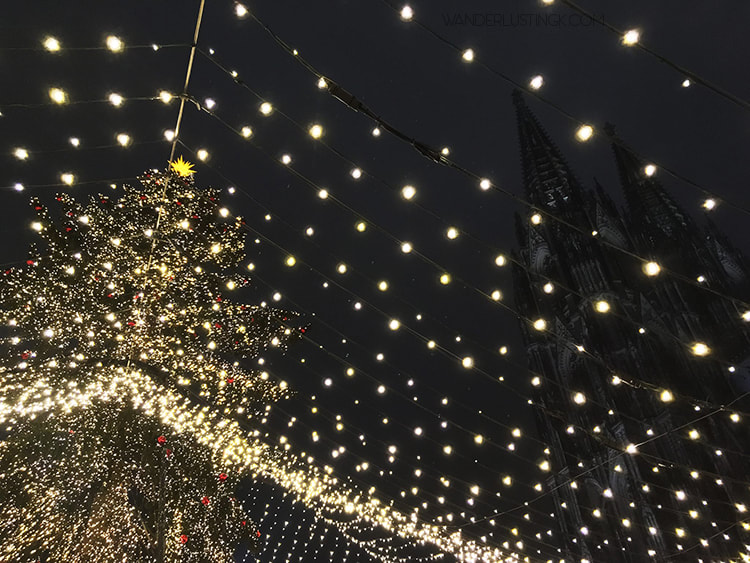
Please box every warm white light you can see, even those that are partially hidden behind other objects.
[479,178,491,190]
[43,328,54,338]
[530,213,542,225]
[337,263,347,274]
[474,434,484,445]
[682,79,691,88]
[401,242,412,253]
[210,244,221,254]
[163,129,175,141]
[529,75,544,90]
[31,222,43,232]
[378,280,388,291]
[543,282,554,294]
[14,148,29,160]
[446,227,459,239]
[49,87,67,104]
[461,356,474,369]
[643,261,661,276]
[688,429,700,440]
[235,3,248,17]
[441,147,450,156]
[660,389,673,403]
[377,385,386,394]
[539,460,550,471]
[309,124,323,139]
[197,149,209,161]
[14,183,25,192]
[575,124,594,142]
[241,126,253,138]
[691,342,710,356]
[204,98,216,109]
[644,164,657,177]
[159,90,173,103]
[400,5,414,20]
[317,77,328,89]
[108,93,124,106]
[69,137,80,147]
[494,254,507,267]
[389,319,401,331]
[318,189,328,199]
[116,133,131,146]
[350,168,362,179]
[260,102,273,115]
[401,185,416,200]
[533,318,546,331]
[626,444,638,454]
[443,445,453,455]
[371,127,381,137]
[703,198,716,210]
[573,392,586,405]
[439,273,451,285]
[281,154,292,165]
[622,29,640,46]
[285,256,296,267]
[43,36,61,52]
[106,35,124,52]
[219,207,229,218]
[594,300,610,313]
[355,221,366,231]
[491,290,502,301]
[60,173,75,185]
[462,49,475,62]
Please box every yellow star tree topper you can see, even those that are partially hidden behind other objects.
[169,155,196,177]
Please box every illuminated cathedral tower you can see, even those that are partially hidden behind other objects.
[511,91,750,562]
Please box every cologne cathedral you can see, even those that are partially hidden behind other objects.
[511,91,750,562]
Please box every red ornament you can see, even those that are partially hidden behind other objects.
[34,206,43,210]
[157,435,166,445]
[179,534,188,545]
[219,473,228,481]
[256,530,261,538]
[227,378,234,384]
[201,496,210,506]
[26,260,34,265]
[165,448,172,457]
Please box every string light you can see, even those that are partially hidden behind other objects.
[43,36,61,52]
[461,48,475,62]
[399,5,414,21]
[48,87,67,104]
[259,102,273,115]
[575,124,594,142]
[108,92,124,106]
[622,29,641,46]
[529,75,544,90]
[106,35,124,52]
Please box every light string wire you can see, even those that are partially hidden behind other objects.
[0,43,187,52]
[172,139,750,542]
[373,0,750,217]
[555,0,750,112]
[1,95,167,109]
[186,55,750,418]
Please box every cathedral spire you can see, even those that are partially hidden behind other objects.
[513,91,584,212]
[606,124,691,240]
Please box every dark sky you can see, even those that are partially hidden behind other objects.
[2,1,749,561]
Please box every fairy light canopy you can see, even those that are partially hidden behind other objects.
[2,1,749,562]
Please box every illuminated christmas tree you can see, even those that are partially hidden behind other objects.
[0,159,303,561]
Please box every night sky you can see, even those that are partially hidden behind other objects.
[2,1,749,561]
